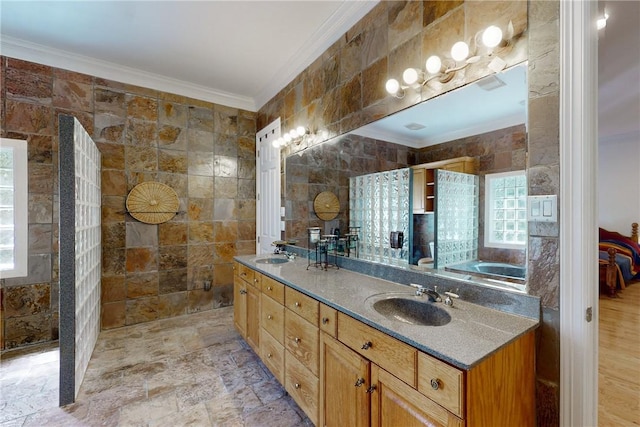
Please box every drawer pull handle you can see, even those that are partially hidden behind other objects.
[294,383,300,389]
[267,353,272,358]
[354,378,365,387]
[294,337,300,343]
[366,385,377,394]
[239,289,247,295]
[267,315,273,320]
[430,378,441,390]
[241,272,246,277]
[267,286,272,291]
[294,302,300,307]
[361,341,372,350]
[254,278,258,283]
[322,317,329,324]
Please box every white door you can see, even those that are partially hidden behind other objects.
[256,118,282,254]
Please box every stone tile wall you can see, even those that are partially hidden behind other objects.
[0,56,257,349]
[258,1,561,424]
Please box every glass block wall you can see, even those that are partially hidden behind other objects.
[349,168,411,266]
[59,115,101,403]
[435,170,479,268]
[488,173,528,245]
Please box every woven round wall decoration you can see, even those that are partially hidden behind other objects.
[126,181,180,224]
[313,191,340,221]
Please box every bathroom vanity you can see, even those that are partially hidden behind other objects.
[233,255,538,426]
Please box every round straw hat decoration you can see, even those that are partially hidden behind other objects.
[126,182,180,224]
[313,191,339,221]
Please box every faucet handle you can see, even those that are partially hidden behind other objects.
[444,291,459,307]
[409,283,425,296]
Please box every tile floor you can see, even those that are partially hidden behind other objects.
[0,307,312,426]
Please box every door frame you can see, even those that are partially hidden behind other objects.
[559,1,599,425]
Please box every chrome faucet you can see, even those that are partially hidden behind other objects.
[409,284,442,302]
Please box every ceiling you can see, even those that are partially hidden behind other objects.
[0,1,378,111]
[1,1,635,146]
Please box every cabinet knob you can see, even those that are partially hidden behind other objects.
[322,317,329,325]
[430,378,440,390]
[239,289,247,295]
[254,278,258,283]
[294,337,300,343]
[267,353,272,358]
[361,341,372,350]
[294,302,300,307]
[354,378,365,387]
[294,383,300,389]
[366,385,377,394]
[267,315,273,320]
[267,286,272,291]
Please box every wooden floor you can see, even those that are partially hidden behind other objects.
[599,282,640,426]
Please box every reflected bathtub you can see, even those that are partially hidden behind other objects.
[445,260,526,282]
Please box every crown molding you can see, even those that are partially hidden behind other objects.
[1,35,256,111]
[253,1,379,110]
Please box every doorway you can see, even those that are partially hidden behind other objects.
[256,118,282,255]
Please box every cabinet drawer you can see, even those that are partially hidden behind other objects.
[261,329,284,384]
[286,351,319,426]
[261,275,285,305]
[235,262,255,285]
[261,294,285,344]
[319,304,337,338]
[338,312,416,387]
[285,310,319,376]
[285,287,319,326]
[418,352,465,418]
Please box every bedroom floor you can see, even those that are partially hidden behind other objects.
[0,306,311,426]
[599,282,640,426]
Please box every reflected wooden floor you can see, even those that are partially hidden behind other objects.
[599,282,640,426]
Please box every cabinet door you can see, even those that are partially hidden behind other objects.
[246,284,260,352]
[233,275,247,337]
[412,168,426,214]
[320,333,370,427]
[371,365,464,427]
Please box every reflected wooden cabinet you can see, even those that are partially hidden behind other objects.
[412,157,477,215]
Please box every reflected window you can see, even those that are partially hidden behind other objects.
[0,138,28,278]
[485,170,527,249]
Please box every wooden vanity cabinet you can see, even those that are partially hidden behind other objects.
[320,333,370,427]
[234,264,535,427]
[233,262,261,352]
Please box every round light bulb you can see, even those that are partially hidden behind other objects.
[289,129,298,138]
[425,55,442,74]
[402,68,419,85]
[482,25,503,48]
[385,78,400,95]
[283,134,292,143]
[296,126,306,136]
[451,41,469,61]
[272,138,280,148]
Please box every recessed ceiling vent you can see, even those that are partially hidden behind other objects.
[404,122,426,131]
[476,75,506,91]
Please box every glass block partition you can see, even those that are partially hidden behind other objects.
[59,116,101,404]
[349,168,411,266]
[435,170,479,268]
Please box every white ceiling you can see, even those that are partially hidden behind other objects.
[353,64,527,148]
[0,1,378,111]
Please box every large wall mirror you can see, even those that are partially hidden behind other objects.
[284,63,528,292]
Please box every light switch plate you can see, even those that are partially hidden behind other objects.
[528,195,557,223]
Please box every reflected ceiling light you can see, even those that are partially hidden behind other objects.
[402,68,424,86]
[385,78,405,98]
[482,25,503,48]
[451,41,470,62]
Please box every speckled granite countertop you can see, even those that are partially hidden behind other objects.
[234,254,539,370]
